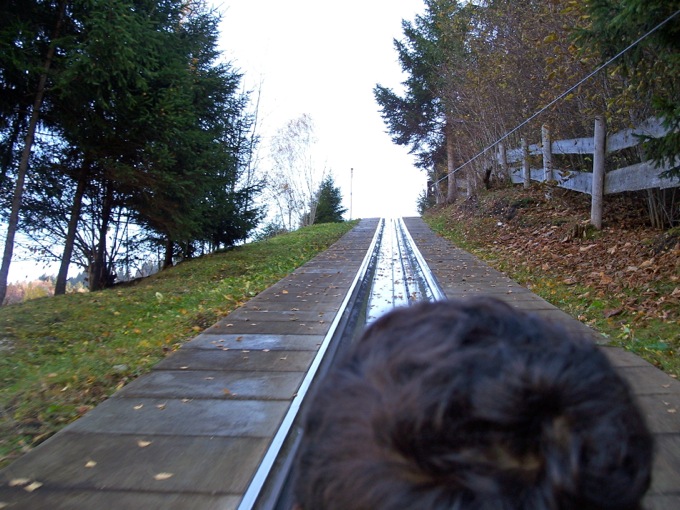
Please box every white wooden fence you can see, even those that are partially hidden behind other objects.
[497,117,679,228]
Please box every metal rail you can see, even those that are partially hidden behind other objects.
[366,218,446,323]
[240,217,445,509]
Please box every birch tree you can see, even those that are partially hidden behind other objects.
[268,114,327,230]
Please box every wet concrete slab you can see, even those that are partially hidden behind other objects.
[0,432,268,495]
[202,318,332,336]
[226,309,332,323]
[183,333,323,351]
[116,369,306,400]
[236,298,341,313]
[0,489,241,510]
[154,348,315,372]
[651,435,680,495]
[65,397,290,437]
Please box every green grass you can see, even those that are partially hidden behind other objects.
[0,221,356,468]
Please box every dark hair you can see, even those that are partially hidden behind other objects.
[294,297,653,510]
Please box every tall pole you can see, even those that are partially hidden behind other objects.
[350,167,353,220]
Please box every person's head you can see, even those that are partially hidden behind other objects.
[294,297,653,510]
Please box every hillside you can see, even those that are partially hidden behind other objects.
[0,221,355,469]
[424,184,679,377]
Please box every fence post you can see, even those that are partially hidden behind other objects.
[591,115,606,229]
[542,124,553,182]
[498,143,510,182]
[521,138,530,189]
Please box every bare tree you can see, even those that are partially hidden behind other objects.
[267,114,328,230]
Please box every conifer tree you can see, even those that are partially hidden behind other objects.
[313,176,346,224]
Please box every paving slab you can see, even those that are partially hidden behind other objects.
[65,397,289,437]
[202,318,332,336]
[183,333,324,351]
[153,348,315,372]
[116,370,306,400]
[0,432,267,494]
[0,489,241,510]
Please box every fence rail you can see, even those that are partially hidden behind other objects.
[497,117,678,228]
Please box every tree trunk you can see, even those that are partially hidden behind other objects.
[163,237,174,269]
[0,113,27,184]
[90,182,114,291]
[0,0,67,304]
[445,118,457,203]
[55,163,89,295]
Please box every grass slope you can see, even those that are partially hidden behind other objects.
[425,185,679,379]
[0,221,356,468]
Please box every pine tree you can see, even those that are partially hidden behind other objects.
[313,176,346,224]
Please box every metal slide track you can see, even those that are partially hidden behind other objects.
[243,217,445,509]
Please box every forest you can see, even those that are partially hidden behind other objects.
[0,0,265,303]
[375,0,679,221]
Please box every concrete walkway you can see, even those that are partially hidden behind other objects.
[1,217,678,509]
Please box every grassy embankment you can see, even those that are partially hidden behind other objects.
[0,221,356,468]
[424,185,679,378]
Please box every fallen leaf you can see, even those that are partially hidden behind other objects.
[156,403,166,410]
[282,290,289,294]
[9,478,30,487]
[137,440,152,448]
[153,472,174,481]
[85,460,97,468]
[639,258,654,268]
[24,481,43,492]
[133,404,144,410]
[604,308,623,318]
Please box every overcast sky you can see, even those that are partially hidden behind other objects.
[210,0,428,219]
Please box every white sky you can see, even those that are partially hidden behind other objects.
[210,0,428,219]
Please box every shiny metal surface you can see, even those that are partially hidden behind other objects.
[366,217,445,324]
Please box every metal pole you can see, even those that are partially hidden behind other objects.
[350,167,353,220]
